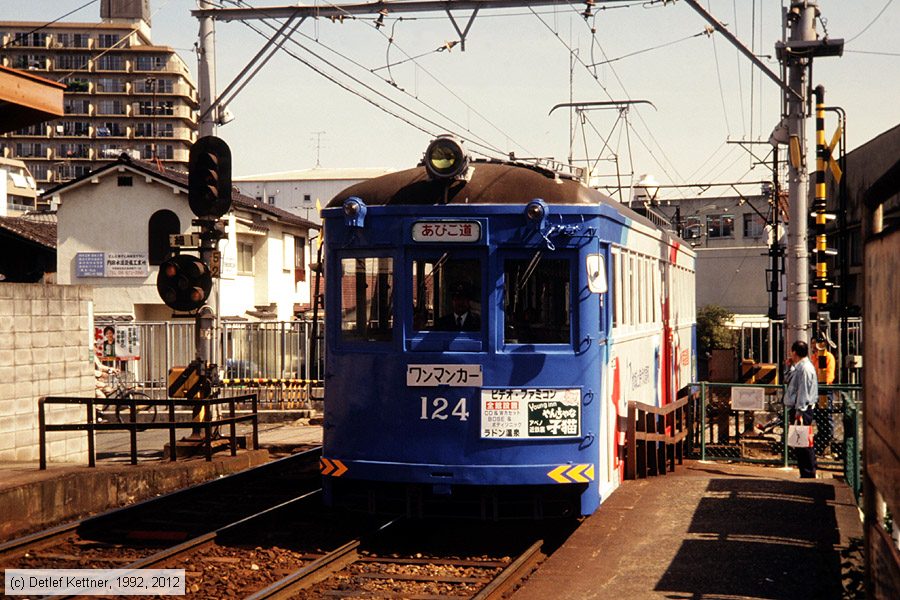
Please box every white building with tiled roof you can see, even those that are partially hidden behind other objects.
[234,167,394,224]
[47,154,318,322]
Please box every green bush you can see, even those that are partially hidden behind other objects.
[697,304,737,355]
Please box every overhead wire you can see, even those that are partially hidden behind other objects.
[221,1,509,159]
[845,0,894,44]
[313,0,537,158]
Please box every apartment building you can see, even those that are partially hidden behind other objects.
[0,1,197,194]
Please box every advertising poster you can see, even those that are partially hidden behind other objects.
[94,324,141,360]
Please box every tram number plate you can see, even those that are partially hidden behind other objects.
[480,389,581,439]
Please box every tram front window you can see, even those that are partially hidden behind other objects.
[341,257,393,342]
[411,256,481,332]
[504,256,570,344]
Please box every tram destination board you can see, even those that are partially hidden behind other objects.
[480,388,581,439]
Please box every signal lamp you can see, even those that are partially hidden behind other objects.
[156,254,212,312]
[424,135,470,180]
[188,136,233,218]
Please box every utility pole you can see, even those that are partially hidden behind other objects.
[777,1,843,350]
[197,0,217,137]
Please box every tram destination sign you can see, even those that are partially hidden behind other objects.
[480,388,581,439]
[412,220,481,243]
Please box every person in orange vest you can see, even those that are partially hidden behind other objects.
[812,334,836,455]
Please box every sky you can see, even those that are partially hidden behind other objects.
[4,0,899,201]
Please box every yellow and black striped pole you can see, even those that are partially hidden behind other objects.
[812,85,835,310]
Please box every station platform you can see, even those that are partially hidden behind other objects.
[513,460,863,600]
[0,421,323,540]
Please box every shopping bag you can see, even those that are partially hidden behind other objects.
[787,424,814,448]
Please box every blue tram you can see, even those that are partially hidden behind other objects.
[320,136,696,517]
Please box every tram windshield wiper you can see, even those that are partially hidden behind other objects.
[518,251,543,291]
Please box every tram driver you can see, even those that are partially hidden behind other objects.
[434,282,481,331]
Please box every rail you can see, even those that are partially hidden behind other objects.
[38,393,259,469]
[625,393,689,480]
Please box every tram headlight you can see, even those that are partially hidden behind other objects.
[343,196,367,228]
[424,135,470,180]
[525,198,548,230]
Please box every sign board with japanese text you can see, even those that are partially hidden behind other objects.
[105,253,149,278]
[77,253,148,278]
[731,386,765,411]
[480,388,581,439]
[75,252,105,277]
[406,364,483,387]
[94,324,141,360]
[412,221,481,243]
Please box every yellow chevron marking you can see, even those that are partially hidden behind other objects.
[320,457,334,476]
[332,459,348,477]
[568,464,590,483]
[547,464,596,484]
[548,465,570,484]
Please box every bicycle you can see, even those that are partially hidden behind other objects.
[97,367,157,425]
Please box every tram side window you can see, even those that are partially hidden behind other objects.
[340,257,393,342]
[504,256,570,344]
[411,257,481,331]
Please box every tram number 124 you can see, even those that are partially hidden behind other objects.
[420,396,470,421]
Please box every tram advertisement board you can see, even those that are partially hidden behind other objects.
[480,388,581,439]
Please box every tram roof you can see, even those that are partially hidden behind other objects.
[328,161,616,208]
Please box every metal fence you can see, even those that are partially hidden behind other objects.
[735,317,863,384]
[95,319,324,397]
[687,382,862,494]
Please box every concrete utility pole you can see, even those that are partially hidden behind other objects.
[783,2,816,348]
[197,0,217,137]
[777,1,843,349]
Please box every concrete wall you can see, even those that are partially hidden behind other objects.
[0,283,93,463]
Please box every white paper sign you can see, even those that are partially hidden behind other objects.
[731,386,765,411]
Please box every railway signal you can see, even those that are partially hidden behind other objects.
[188,135,232,218]
[156,254,212,312]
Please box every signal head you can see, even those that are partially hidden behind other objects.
[156,254,212,312]
[188,136,233,218]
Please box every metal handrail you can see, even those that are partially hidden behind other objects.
[38,393,259,469]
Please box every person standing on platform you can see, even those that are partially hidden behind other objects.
[812,334,836,455]
[784,340,818,478]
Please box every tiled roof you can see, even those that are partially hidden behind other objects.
[0,216,56,249]
[42,154,319,230]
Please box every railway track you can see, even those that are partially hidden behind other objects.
[2,447,578,599]
[0,449,322,570]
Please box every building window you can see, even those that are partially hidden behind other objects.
[238,242,254,274]
[64,99,90,114]
[14,142,44,158]
[97,34,121,48]
[706,214,734,238]
[15,54,48,70]
[56,54,90,70]
[96,122,125,137]
[12,32,47,47]
[96,77,126,93]
[118,176,133,187]
[303,194,311,203]
[96,55,125,71]
[743,213,767,239]
[135,55,166,71]
[148,210,180,265]
[63,78,90,93]
[56,33,89,48]
[294,236,306,283]
[682,216,703,240]
[97,100,126,115]
[267,196,275,205]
